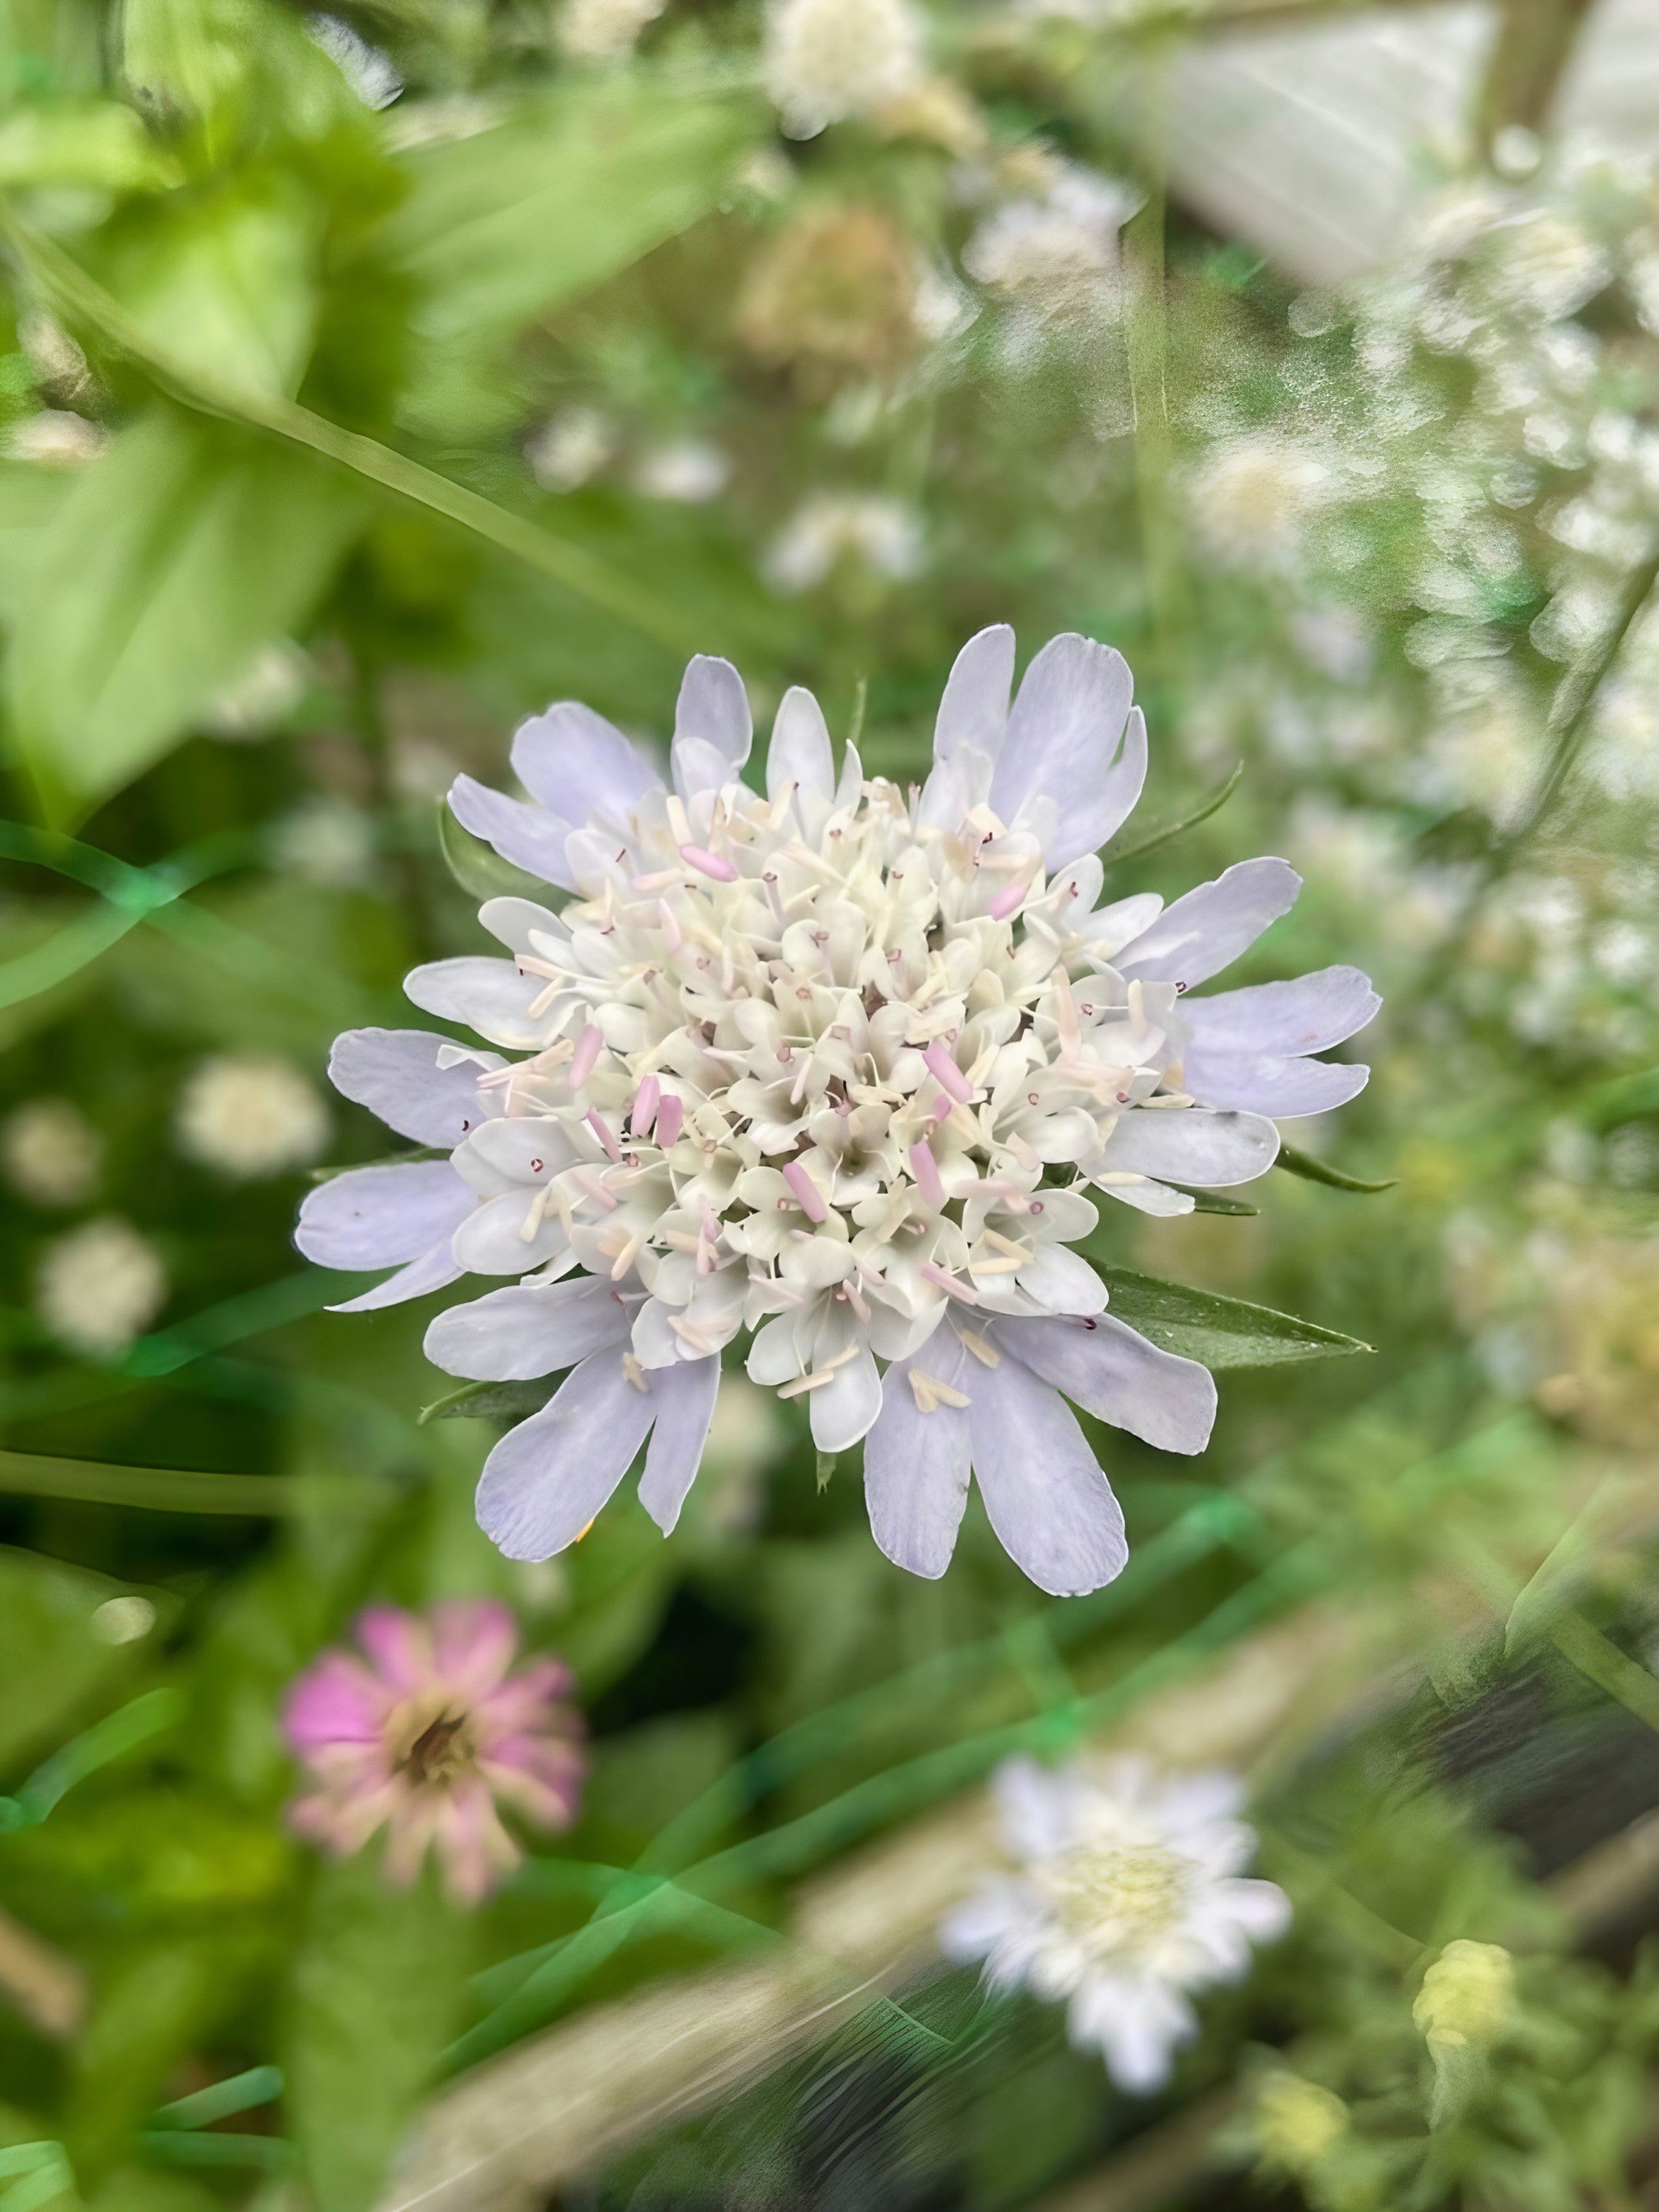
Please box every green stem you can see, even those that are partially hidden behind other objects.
[1547,1611,1659,1736]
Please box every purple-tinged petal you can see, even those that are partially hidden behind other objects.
[1113,858,1301,990]
[283,1653,388,1749]
[296,1162,473,1271]
[990,635,1141,864]
[328,1028,503,1147]
[447,774,577,890]
[809,1340,882,1453]
[475,1348,656,1559]
[934,624,1015,763]
[450,1189,570,1275]
[992,1313,1217,1455]
[1181,965,1380,1057]
[1098,1106,1279,1187]
[1012,1243,1108,1315]
[636,1354,721,1533]
[1183,1052,1370,1119]
[672,654,752,797]
[425,1275,633,1379]
[430,1599,518,1699]
[329,1239,464,1312]
[862,1353,971,1579]
[966,1355,1128,1597]
[766,686,834,808]
[356,1605,430,1693]
[510,701,659,825]
[403,957,569,1053]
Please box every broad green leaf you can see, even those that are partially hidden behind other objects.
[286,1857,471,2212]
[0,103,175,193]
[6,407,365,817]
[0,464,78,623]
[388,75,758,433]
[104,184,318,400]
[122,0,256,120]
[65,1938,241,2179]
[1096,1265,1371,1368]
[0,1549,137,1775]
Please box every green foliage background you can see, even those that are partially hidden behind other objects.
[1,2,1658,2208]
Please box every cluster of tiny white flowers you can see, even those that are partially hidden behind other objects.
[2,1098,103,1208]
[526,407,615,493]
[762,0,925,140]
[440,757,1192,1403]
[177,1055,331,1181]
[963,168,1141,324]
[36,1218,167,1358]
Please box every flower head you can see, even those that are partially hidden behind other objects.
[766,491,924,591]
[283,1600,585,1903]
[763,0,925,140]
[299,627,1376,1596]
[965,168,1141,323]
[1253,2072,1350,2176]
[37,1217,166,1357]
[177,1055,330,1179]
[2,1097,102,1208]
[559,0,663,61]
[941,1755,1291,2091]
[1412,1938,1516,2052]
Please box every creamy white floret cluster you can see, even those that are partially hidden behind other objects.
[299,629,1376,1594]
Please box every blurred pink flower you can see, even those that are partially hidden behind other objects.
[283,1600,585,1903]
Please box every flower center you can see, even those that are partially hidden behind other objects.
[390,1703,474,1788]
[1036,1835,1192,1954]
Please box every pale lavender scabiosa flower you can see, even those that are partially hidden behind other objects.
[296,627,1377,1596]
[941,1755,1291,2092]
[282,1601,585,1903]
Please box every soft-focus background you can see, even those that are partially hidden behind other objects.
[2,2,1659,2207]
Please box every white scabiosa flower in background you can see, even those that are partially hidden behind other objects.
[201,643,311,742]
[765,492,925,592]
[964,168,1142,324]
[763,0,925,140]
[178,1055,331,1180]
[941,1756,1291,2091]
[632,440,730,503]
[37,1218,167,1358]
[2,1098,103,1208]
[526,407,616,492]
[1188,435,1332,573]
[298,625,1377,1595]
[560,0,664,60]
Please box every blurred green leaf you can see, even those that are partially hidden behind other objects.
[286,1857,471,2212]
[6,407,363,817]
[0,104,174,194]
[121,0,253,121]
[389,75,759,435]
[0,466,78,624]
[421,1374,556,1426]
[104,183,318,400]
[0,1550,138,1777]
[64,1939,241,2181]
[1097,1266,1371,1368]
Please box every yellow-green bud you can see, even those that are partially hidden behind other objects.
[1254,2073,1350,2173]
[1412,1939,1516,2052]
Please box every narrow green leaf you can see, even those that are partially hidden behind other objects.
[1275,1141,1397,1194]
[420,1375,557,1426]
[7,407,364,818]
[436,802,548,904]
[287,1857,471,2212]
[1167,1185,1259,1217]
[0,1448,305,1516]
[1096,1264,1371,1368]
[1102,761,1243,867]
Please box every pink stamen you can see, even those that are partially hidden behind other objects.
[782,1157,828,1223]
[680,844,737,883]
[630,1074,660,1137]
[655,1094,684,1149]
[987,881,1027,922]
[922,1040,973,1104]
[909,1139,945,1211]
[921,1262,979,1305]
[585,1108,621,1161]
[569,1025,603,1088]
